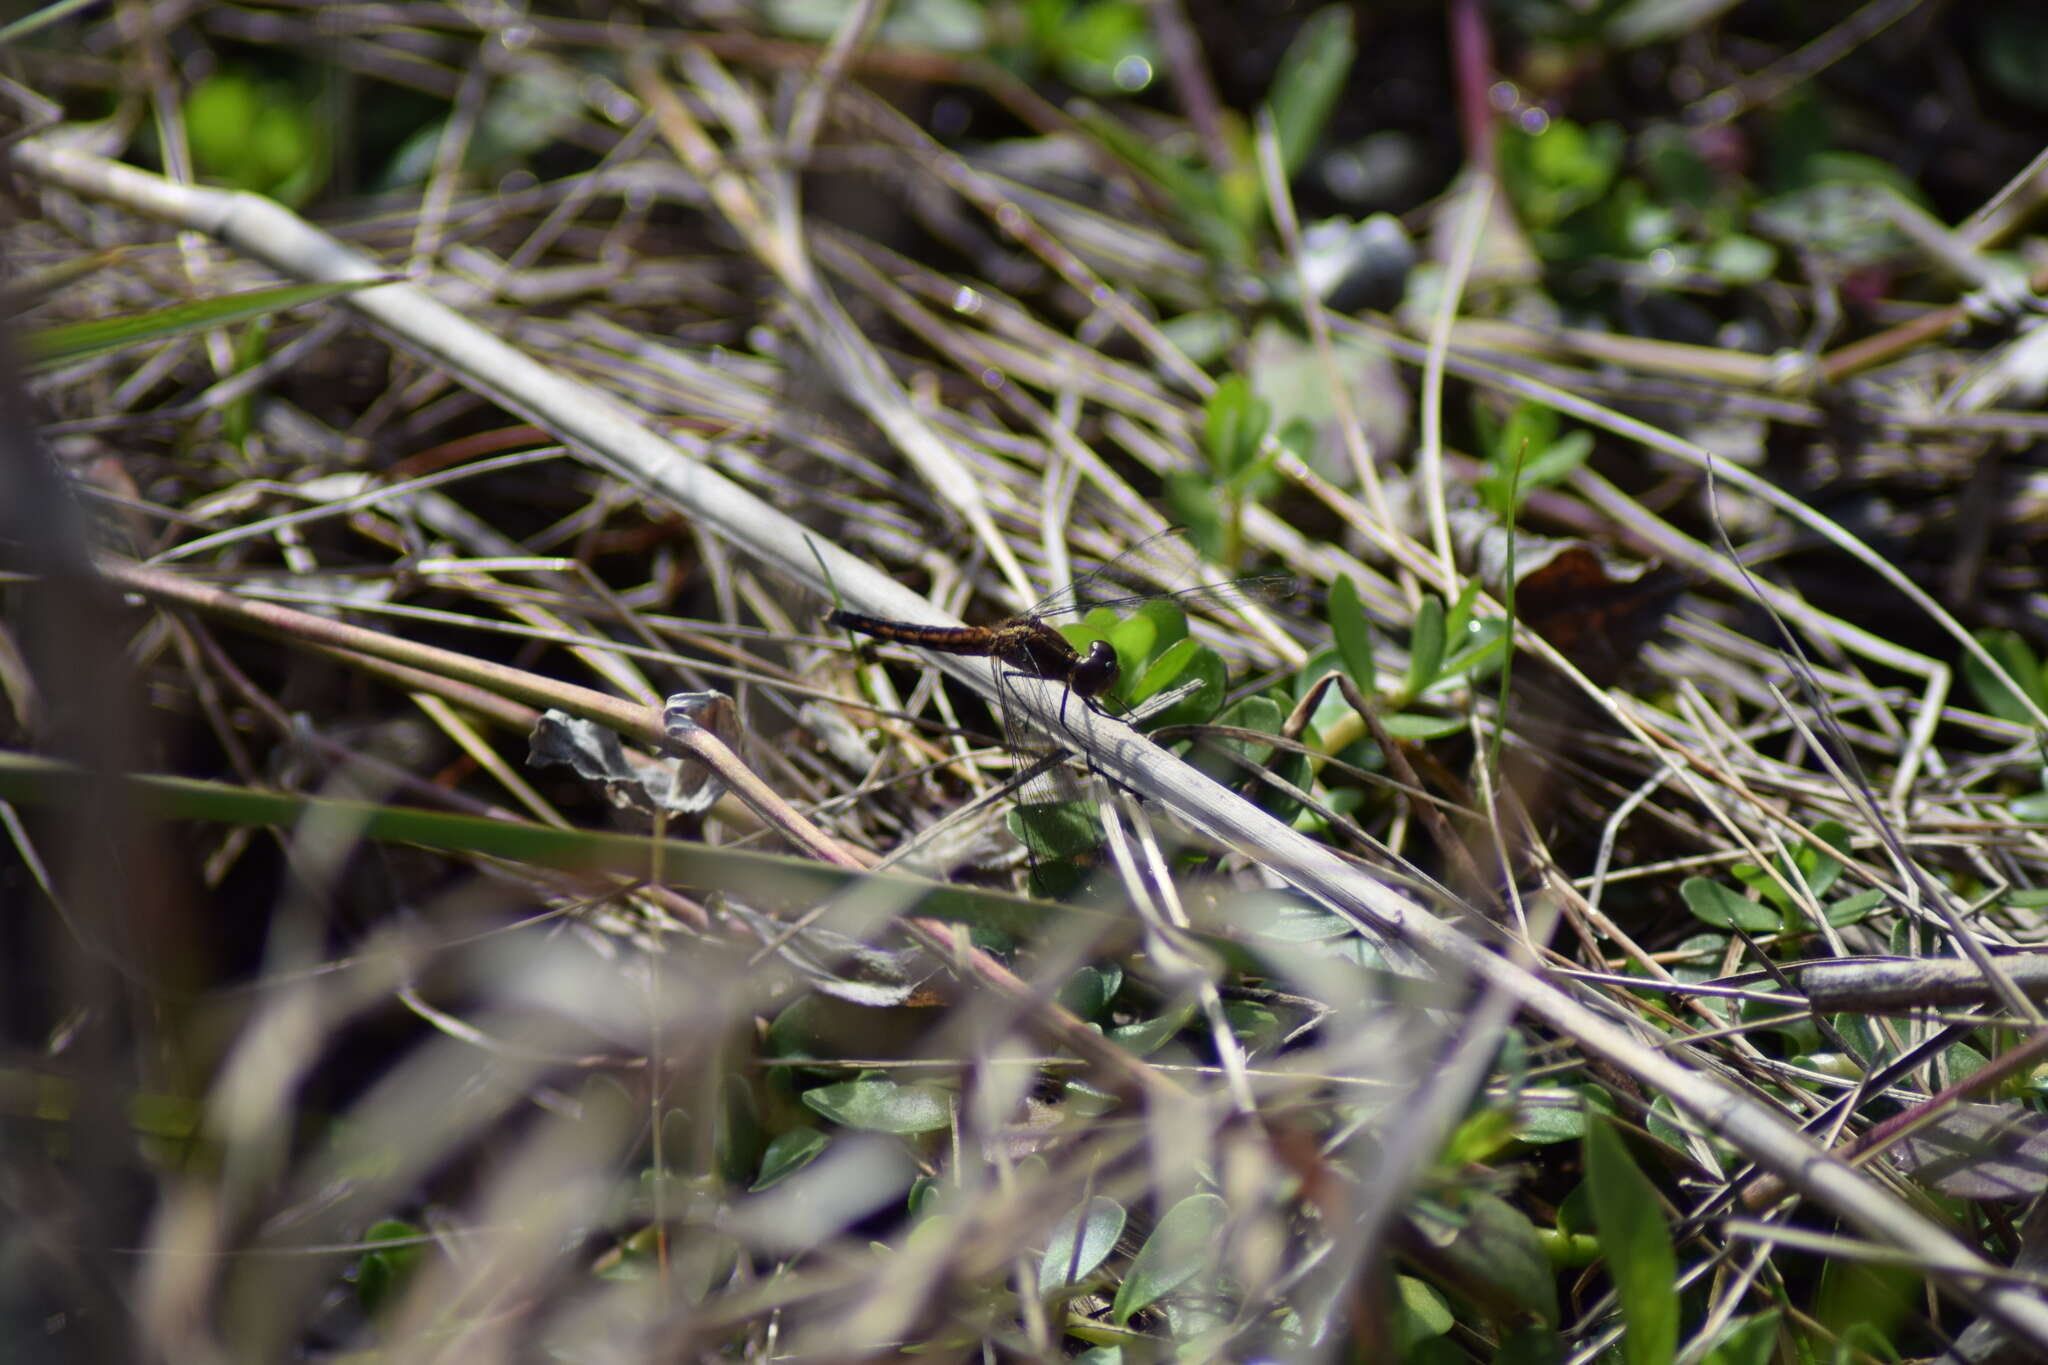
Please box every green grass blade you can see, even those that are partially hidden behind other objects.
[24,277,389,371]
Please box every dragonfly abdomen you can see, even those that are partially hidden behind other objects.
[826,609,996,651]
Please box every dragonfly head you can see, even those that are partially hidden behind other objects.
[1069,639,1121,700]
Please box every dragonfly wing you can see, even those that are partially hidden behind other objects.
[1064,573,1301,618]
[1031,529,1297,622]
[1028,527,1203,619]
[994,663,1107,894]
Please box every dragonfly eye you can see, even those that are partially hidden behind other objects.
[1069,640,1120,699]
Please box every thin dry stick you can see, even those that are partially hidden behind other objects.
[105,559,861,868]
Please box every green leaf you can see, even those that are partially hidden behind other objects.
[1044,0,1155,95]
[1107,1001,1195,1058]
[1010,796,1105,864]
[1392,1274,1456,1351]
[26,278,387,372]
[1706,234,1778,284]
[1729,860,1790,912]
[908,1174,945,1219]
[1484,396,1555,464]
[1329,575,1377,693]
[1126,595,1190,656]
[1214,692,1284,738]
[1265,6,1354,176]
[713,1079,764,1188]
[1112,1192,1227,1323]
[1638,123,1719,204]
[1129,639,1226,728]
[1518,429,1593,486]
[220,317,269,450]
[1105,615,1172,692]
[1161,471,1226,561]
[1586,1118,1678,1365]
[1413,1190,1559,1327]
[1440,618,1509,682]
[1962,629,2046,726]
[1443,1105,1519,1167]
[1795,820,1850,897]
[1497,1323,1570,1363]
[1501,118,1624,227]
[1943,1040,1990,1088]
[1041,1195,1126,1289]
[1475,402,1592,516]
[1825,889,1885,927]
[1378,712,1466,741]
[767,0,985,47]
[184,71,329,203]
[1225,1000,1280,1049]
[1441,577,1484,645]
[801,1078,952,1134]
[1160,309,1241,366]
[1075,102,1252,265]
[1241,895,1354,942]
[1681,876,1780,933]
[1404,595,1446,699]
[1204,374,1270,480]
[125,1088,201,1141]
[1182,687,1279,784]
[1058,964,1123,1020]
[353,1219,427,1317]
[1515,1092,1591,1145]
[1699,1310,1784,1365]
[752,1126,830,1190]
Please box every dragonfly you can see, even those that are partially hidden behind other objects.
[824,601,1120,725]
[828,531,1296,879]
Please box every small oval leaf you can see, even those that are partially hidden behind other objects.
[1112,1192,1228,1323]
[801,1079,952,1134]
[1681,876,1780,933]
[1041,1195,1127,1289]
[1329,575,1377,692]
[752,1127,830,1190]
[1405,596,1447,697]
